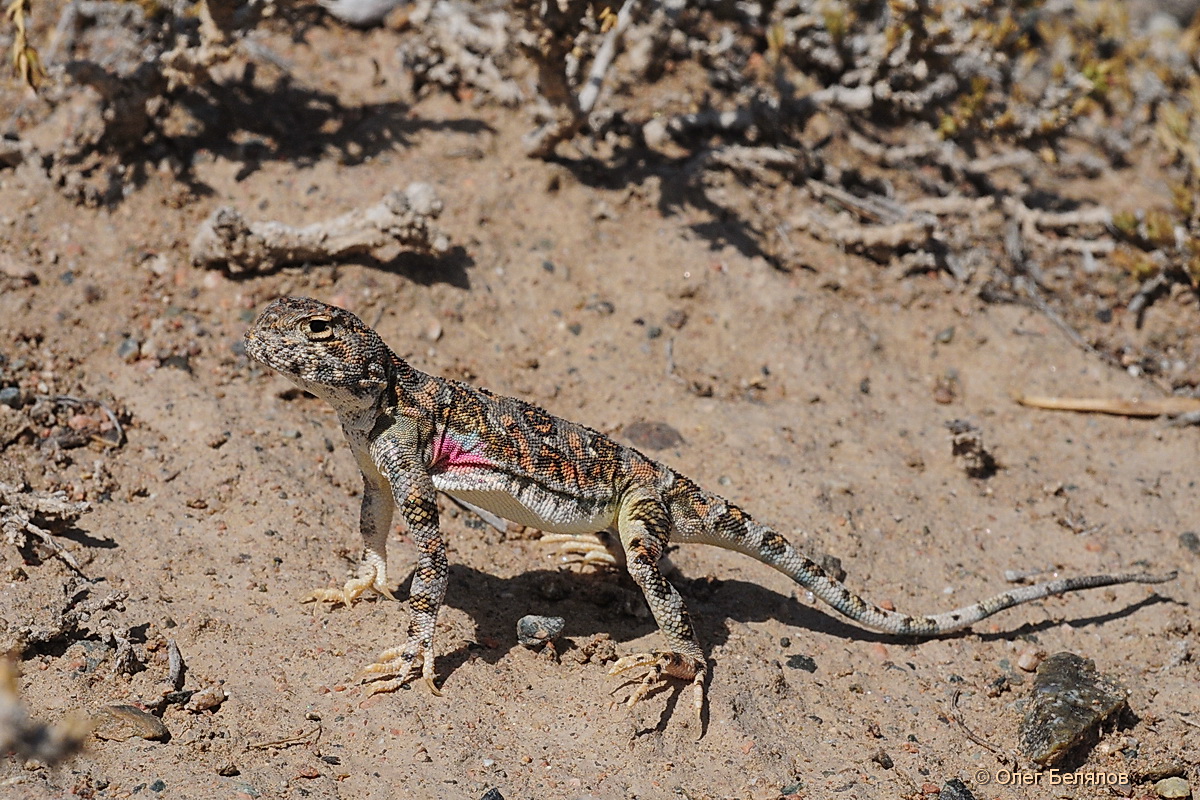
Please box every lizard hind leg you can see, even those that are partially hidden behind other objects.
[610,491,707,725]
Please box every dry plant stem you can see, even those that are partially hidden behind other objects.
[1004,196,1114,256]
[1015,394,1200,418]
[512,0,591,158]
[793,180,935,260]
[191,184,450,273]
[576,0,637,117]
[0,481,89,573]
[1002,218,1125,375]
[167,639,185,691]
[160,0,240,92]
[1167,410,1200,427]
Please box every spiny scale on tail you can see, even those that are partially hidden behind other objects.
[243,296,1176,725]
[663,469,1175,636]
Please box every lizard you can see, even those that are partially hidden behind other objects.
[243,296,1176,723]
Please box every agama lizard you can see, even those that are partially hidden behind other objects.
[244,296,1175,722]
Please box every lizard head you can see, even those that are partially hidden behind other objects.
[243,297,391,409]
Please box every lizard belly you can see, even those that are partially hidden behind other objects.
[437,484,614,534]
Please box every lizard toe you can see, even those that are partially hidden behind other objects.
[609,650,706,724]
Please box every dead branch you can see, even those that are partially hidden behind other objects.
[191,183,451,274]
[401,0,523,106]
[792,180,937,262]
[514,0,640,158]
[0,481,89,574]
[1004,196,1114,256]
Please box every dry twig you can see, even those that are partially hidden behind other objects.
[191,184,450,273]
[1015,394,1200,418]
[0,481,89,573]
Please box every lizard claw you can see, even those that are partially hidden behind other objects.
[359,638,442,696]
[609,651,706,726]
[304,562,394,606]
[540,532,622,570]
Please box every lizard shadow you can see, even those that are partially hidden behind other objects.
[694,575,1180,647]
[421,565,1180,680]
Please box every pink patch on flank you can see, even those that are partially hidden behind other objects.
[430,433,494,471]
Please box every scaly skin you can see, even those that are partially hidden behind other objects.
[243,297,1176,726]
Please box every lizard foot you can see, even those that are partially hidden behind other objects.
[304,563,396,607]
[359,639,442,697]
[540,532,621,570]
[609,651,705,725]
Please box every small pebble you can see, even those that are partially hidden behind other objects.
[664,309,688,329]
[1016,645,1047,672]
[623,420,684,451]
[281,430,301,439]
[938,778,977,800]
[116,338,141,362]
[161,354,192,373]
[1179,531,1200,556]
[1154,776,1190,798]
[0,387,20,408]
[516,615,565,647]
[785,654,817,673]
[184,684,227,712]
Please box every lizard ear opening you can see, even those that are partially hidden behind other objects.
[304,317,334,340]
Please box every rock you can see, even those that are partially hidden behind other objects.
[939,777,978,800]
[1016,645,1047,672]
[516,615,565,647]
[623,421,684,451]
[1019,652,1127,767]
[320,0,404,26]
[91,705,169,741]
[184,684,227,712]
[1154,776,1190,798]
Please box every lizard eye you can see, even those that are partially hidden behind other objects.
[304,317,334,340]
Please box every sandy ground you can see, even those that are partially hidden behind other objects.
[0,8,1197,800]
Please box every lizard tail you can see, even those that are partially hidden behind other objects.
[666,476,1174,636]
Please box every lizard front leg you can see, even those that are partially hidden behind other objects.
[307,475,396,606]
[359,446,447,696]
[607,491,707,726]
